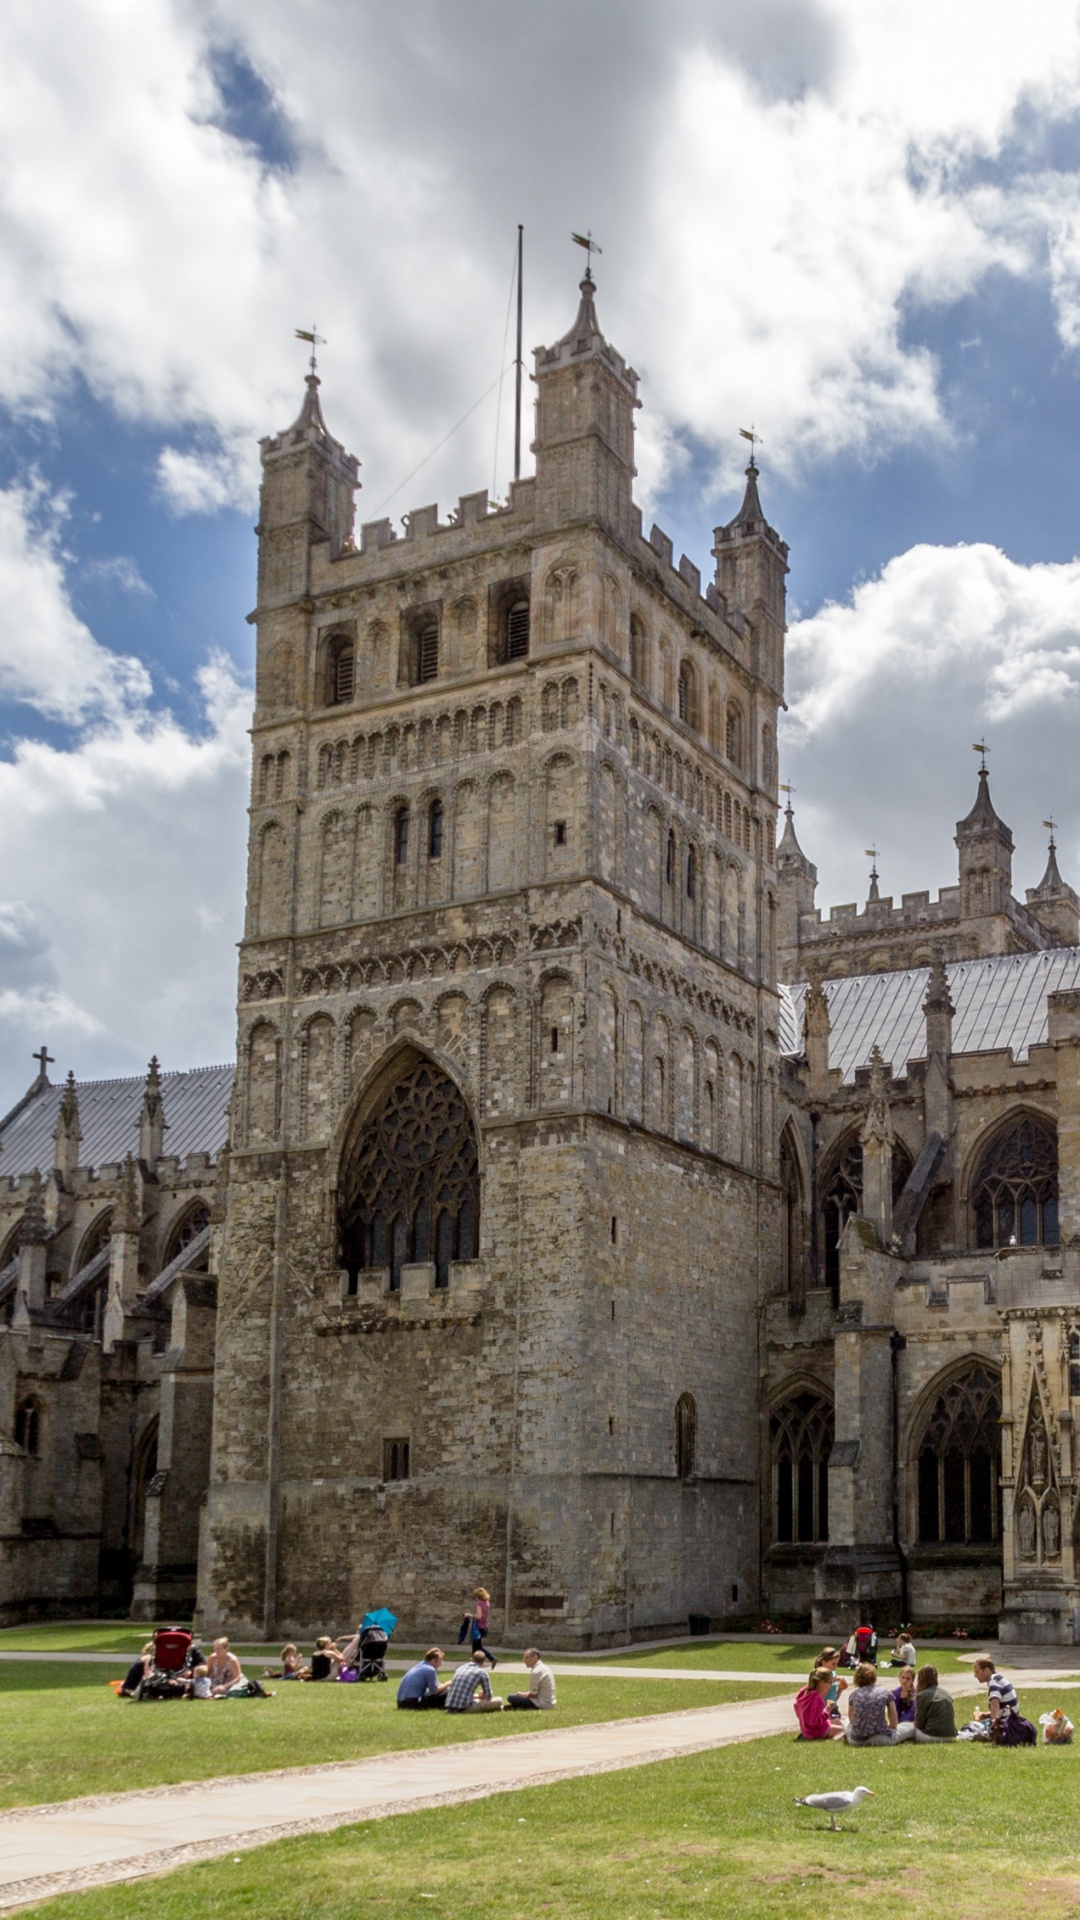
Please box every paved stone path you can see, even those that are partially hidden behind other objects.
[0,1694,796,1911]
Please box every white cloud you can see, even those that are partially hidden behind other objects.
[2,2,1080,517]
[0,477,250,1106]
[783,539,1080,917]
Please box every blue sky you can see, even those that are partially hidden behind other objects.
[3,0,1080,1110]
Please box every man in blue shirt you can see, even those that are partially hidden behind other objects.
[396,1647,449,1709]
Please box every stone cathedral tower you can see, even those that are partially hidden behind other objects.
[198,275,788,1645]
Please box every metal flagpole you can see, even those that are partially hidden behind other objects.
[513,225,523,483]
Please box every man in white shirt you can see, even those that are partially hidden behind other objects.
[506,1648,557,1710]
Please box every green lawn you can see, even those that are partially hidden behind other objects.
[23,1689,1080,1920]
[582,1638,996,1675]
[0,1660,787,1812]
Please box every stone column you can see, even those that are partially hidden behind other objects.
[803,977,831,1096]
[132,1275,218,1621]
[102,1155,141,1352]
[998,1300,1079,1643]
[1048,988,1080,1245]
[859,1047,893,1246]
[814,1216,903,1634]
[922,957,954,1143]
[11,1175,48,1330]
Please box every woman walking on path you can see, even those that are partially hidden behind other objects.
[467,1588,495,1667]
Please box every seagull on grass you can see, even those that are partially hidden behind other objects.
[794,1786,875,1832]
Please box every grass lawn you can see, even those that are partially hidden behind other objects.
[22,1687,1080,1920]
[581,1638,993,1675]
[0,1660,788,1812]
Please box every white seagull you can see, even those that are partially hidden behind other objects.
[794,1786,875,1832]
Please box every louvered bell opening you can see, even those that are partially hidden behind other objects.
[333,647,355,704]
[417,620,439,683]
[506,600,530,660]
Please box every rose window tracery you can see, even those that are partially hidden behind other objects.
[339,1059,479,1291]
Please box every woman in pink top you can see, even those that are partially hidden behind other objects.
[470,1587,495,1667]
[794,1668,846,1739]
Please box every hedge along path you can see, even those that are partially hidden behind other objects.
[0,1694,804,1912]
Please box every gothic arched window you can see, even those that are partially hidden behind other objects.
[771,1390,832,1542]
[972,1116,1058,1250]
[675,1393,697,1480]
[630,616,647,689]
[820,1135,912,1295]
[780,1129,805,1302]
[504,598,530,661]
[916,1364,1000,1544]
[339,1057,480,1292]
[725,704,743,767]
[677,661,697,728]
[163,1202,210,1271]
[15,1396,41,1457]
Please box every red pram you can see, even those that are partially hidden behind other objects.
[135,1627,193,1700]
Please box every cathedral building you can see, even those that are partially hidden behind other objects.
[4,272,1080,1643]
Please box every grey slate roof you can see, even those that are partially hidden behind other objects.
[779,947,1080,1084]
[0,1065,234,1179]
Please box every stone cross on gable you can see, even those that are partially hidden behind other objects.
[32,1046,53,1086]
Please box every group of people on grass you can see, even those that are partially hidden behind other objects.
[795,1630,1035,1746]
[120,1636,251,1700]
[396,1645,556,1713]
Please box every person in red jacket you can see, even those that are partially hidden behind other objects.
[794,1668,847,1739]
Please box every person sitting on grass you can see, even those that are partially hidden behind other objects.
[891,1628,916,1668]
[119,1642,155,1697]
[970,1656,1036,1744]
[207,1637,244,1696]
[913,1664,957,1742]
[814,1647,848,1720]
[846,1661,914,1744]
[303,1636,344,1682]
[188,1663,213,1700]
[794,1667,847,1739]
[445,1647,503,1714]
[891,1664,917,1724]
[397,1649,450,1709]
[506,1649,557,1711]
[263,1644,301,1681]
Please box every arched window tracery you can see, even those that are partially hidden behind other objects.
[339,1058,480,1293]
[163,1202,210,1271]
[820,1135,912,1295]
[972,1115,1058,1250]
[771,1390,832,1542]
[915,1364,1000,1545]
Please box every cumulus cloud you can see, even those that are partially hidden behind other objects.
[783,539,1080,918]
[2,2,1080,517]
[0,473,250,1107]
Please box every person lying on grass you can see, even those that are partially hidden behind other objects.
[445,1647,503,1714]
[506,1648,557,1711]
[794,1667,847,1740]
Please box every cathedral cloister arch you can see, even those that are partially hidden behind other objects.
[905,1357,1002,1548]
[334,1044,481,1294]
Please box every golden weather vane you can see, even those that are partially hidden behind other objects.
[972,739,989,771]
[571,231,603,280]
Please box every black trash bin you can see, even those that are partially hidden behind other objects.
[688,1614,711,1636]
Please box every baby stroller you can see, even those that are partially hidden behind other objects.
[358,1608,396,1682]
[137,1627,193,1701]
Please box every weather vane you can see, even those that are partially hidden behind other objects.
[1043,816,1058,849]
[972,739,989,771]
[865,844,879,874]
[571,231,603,280]
[739,425,763,466]
[295,325,325,376]
[779,782,795,813]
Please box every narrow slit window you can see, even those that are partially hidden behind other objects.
[666,832,675,886]
[428,799,443,860]
[394,806,409,867]
[554,820,567,847]
[383,1438,410,1481]
[416,617,439,684]
[505,599,530,660]
[686,846,696,899]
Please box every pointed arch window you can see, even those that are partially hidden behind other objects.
[505,598,530,661]
[163,1202,210,1271]
[339,1058,480,1292]
[916,1364,1000,1544]
[771,1391,832,1542]
[972,1116,1058,1250]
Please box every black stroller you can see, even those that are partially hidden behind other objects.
[357,1608,396,1681]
